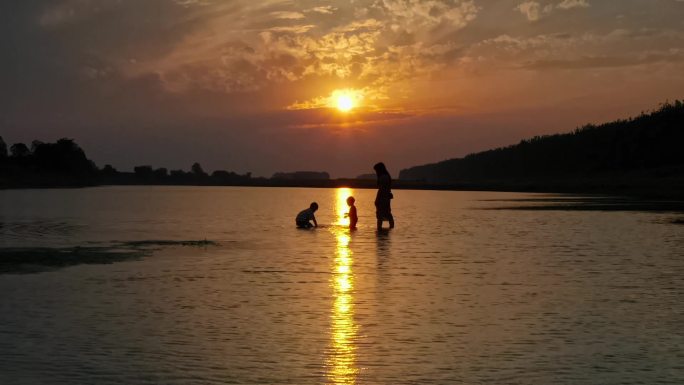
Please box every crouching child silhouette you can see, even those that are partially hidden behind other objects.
[296,202,319,228]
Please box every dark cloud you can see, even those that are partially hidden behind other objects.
[522,50,684,70]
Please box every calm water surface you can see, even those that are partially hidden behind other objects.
[0,186,683,384]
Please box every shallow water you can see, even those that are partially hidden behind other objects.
[1,186,683,384]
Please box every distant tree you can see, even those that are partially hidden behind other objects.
[101,164,118,176]
[2,138,98,186]
[191,162,207,176]
[31,138,96,174]
[272,171,329,180]
[170,169,186,178]
[211,170,233,179]
[0,136,8,158]
[134,165,154,179]
[31,140,44,153]
[153,167,168,178]
[10,143,30,158]
[211,170,234,183]
[210,170,253,185]
[169,169,189,184]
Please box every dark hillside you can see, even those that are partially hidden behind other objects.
[399,101,684,196]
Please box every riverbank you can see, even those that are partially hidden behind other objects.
[3,176,684,202]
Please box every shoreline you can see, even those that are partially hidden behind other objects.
[2,178,683,201]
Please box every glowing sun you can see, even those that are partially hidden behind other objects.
[336,94,355,112]
[330,89,362,113]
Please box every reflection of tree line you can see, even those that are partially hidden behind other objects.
[399,100,684,197]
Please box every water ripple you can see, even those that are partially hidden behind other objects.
[0,187,682,384]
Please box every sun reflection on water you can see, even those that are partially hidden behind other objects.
[326,187,358,385]
[336,187,352,227]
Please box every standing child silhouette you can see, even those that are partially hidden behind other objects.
[346,196,358,230]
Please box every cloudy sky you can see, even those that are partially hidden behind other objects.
[1,0,683,177]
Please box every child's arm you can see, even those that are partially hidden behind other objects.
[313,216,318,227]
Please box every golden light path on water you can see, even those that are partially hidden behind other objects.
[326,187,358,384]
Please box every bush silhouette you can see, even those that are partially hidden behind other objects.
[0,136,8,159]
[10,143,30,158]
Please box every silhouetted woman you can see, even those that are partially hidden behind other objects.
[374,162,394,230]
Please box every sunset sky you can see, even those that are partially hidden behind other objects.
[2,0,683,177]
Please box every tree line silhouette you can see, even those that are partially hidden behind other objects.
[0,137,259,188]
[2,100,682,195]
[116,163,253,186]
[0,138,99,188]
[399,100,684,196]
[0,137,336,188]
